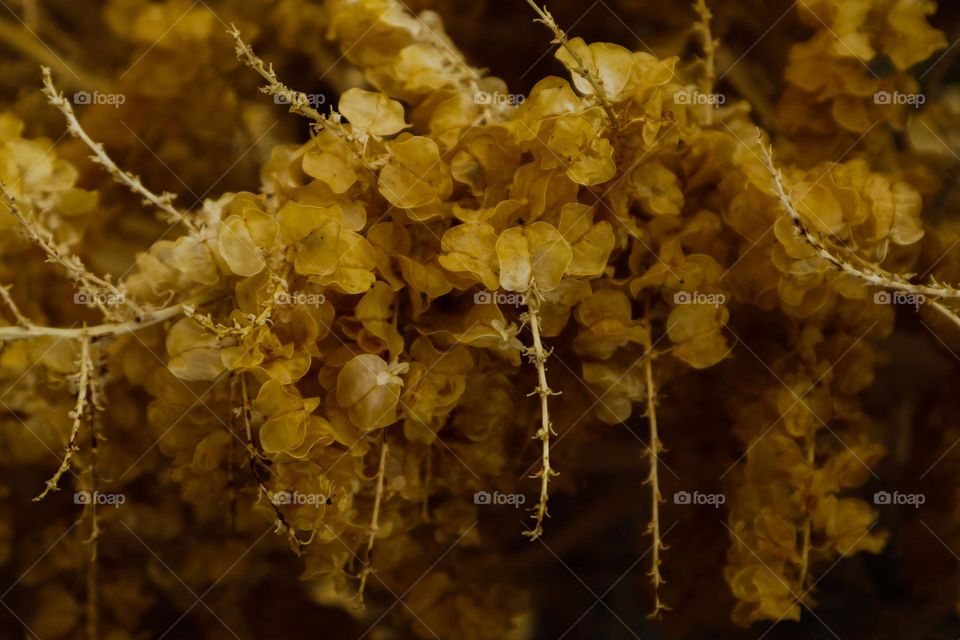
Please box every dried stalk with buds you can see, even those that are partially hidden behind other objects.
[41,67,198,232]
[34,332,95,501]
[522,286,559,541]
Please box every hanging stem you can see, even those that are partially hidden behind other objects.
[641,326,668,618]
[523,285,559,541]
[34,331,94,501]
[357,435,388,603]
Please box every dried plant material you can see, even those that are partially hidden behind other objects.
[0,0,957,638]
[41,68,197,232]
[641,325,668,619]
[521,288,559,541]
[33,332,95,501]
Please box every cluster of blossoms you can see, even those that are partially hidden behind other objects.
[0,0,957,638]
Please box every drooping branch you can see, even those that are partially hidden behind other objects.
[357,435,388,603]
[41,67,198,232]
[523,286,559,541]
[34,331,94,501]
[641,327,669,618]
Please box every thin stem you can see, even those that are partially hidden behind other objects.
[523,286,559,541]
[84,359,102,640]
[41,68,197,232]
[0,284,32,328]
[357,435,388,603]
[642,327,668,618]
[229,26,325,125]
[930,299,960,332]
[34,331,93,501]
[0,289,221,342]
[229,26,377,173]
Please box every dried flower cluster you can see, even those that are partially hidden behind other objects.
[0,0,958,638]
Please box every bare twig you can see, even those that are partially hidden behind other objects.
[641,327,669,618]
[0,284,32,328]
[41,67,198,232]
[84,345,104,640]
[0,289,221,342]
[357,435,388,603]
[228,26,326,125]
[229,26,377,173]
[34,331,94,501]
[523,285,559,541]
